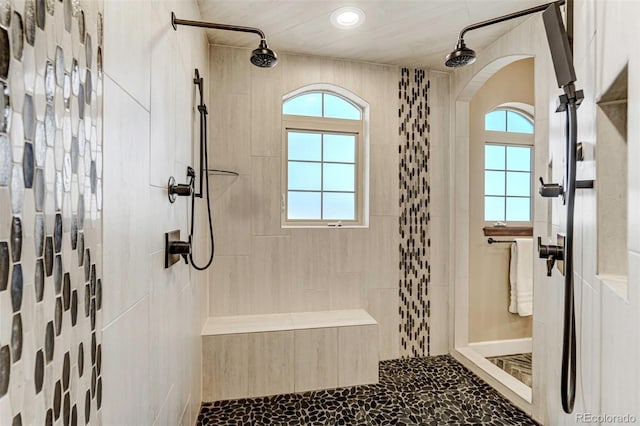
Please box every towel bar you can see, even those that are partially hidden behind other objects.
[487,237,515,244]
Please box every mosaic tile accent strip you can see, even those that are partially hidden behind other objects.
[0,0,103,424]
[488,353,533,388]
[399,67,431,357]
[197,355,536,426]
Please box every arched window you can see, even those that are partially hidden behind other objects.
[283,92,362,120]
[282,86,369,227]
[484,107,534,223]
[485,109,534,134]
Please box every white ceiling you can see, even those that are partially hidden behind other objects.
[195,0,546,71]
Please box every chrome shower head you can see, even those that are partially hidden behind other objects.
[445,39,477,68]
[251,39,278,68]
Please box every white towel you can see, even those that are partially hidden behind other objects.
[509,238,533,316]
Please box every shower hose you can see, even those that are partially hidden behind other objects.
[561,92,578,414]
[189,71,215,271]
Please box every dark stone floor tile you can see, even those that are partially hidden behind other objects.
[196,355,536,426]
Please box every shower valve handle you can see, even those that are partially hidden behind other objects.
[538,177,564,198]
[537,236,564,277]
[168,240,191,264]
[168,176,193,203]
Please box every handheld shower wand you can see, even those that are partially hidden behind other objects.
[188,69,215,271]
[165,71,215,271]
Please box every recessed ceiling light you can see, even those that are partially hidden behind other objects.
[330,7,365,29]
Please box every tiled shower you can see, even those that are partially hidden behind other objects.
[0,0,639,425]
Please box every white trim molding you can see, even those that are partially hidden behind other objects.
[468,337,532,358]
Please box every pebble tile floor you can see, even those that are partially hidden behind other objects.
[197,355,537,425]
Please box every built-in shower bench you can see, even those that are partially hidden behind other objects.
[201,309,379,401]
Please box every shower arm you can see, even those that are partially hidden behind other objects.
[455,0,566,46]
[171,12,266,40]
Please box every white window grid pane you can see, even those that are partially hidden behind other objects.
[288,161,322,191]
[323,94,362,120]
[288,131,322,161]
[485,170,506,196]
[288,191,322,219]
[484,143,532,222]
[485,196,506,221]
[283,92,362,121]
[506,171,531,197]
[506,146,532,171]
[323,192,355,219]
[485,144,506,170]
[282,92,323,117]
[485,108,534,133]
[485,110,507,132]
[505,196,531,221]
[506,110,534,134]
[287,130,357,221]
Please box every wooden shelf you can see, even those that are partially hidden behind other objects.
[483,226,533,237]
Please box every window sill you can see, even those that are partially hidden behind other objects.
[282,224,369,229]
[483,226,533,237]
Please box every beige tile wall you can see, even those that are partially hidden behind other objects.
[428,71,451,356]
[207,45,402,360]
[202,317,378,400]
[102,1,209,425]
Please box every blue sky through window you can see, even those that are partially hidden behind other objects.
[484,144,532,222]
[484,109,533,134]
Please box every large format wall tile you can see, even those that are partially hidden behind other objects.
[370,144,399,217]
[0,0,104,423]
[211,174,252,256]
[294,327,338,392]
[149,18,177,188]
[102,297,151,426]
[337,325,378,386]
[250,72,284,158]
[202,331,294,401]
[250,155,288,236]
[102,76,150,325]
[208,255,252,316]
[366,288,400,360]
[103,0,150,109]
[101,1,209,424]
[207,46,442,360]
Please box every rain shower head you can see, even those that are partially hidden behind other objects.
[251,39,278,68]
[445,39,477,68]
[172,12,278,68]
